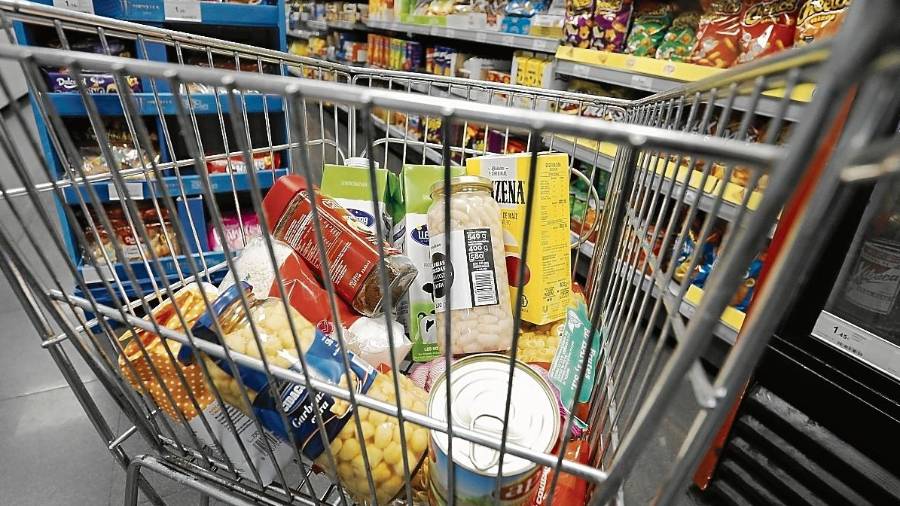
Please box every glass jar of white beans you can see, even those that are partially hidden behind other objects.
[427,176,514,355]
[188,283,430,504]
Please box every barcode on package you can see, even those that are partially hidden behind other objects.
[465,228,499,307]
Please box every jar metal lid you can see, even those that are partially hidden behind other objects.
[429,175,492,197]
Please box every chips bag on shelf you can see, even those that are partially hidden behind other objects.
[564,11,594,48]
[794,0,850,46]
[591,0,633,52]
[655,11,700,61]
[690,0,743,68]
[736,0,800,64]
[624,3,674,57]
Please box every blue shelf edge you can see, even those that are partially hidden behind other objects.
[49,92,284,117]
[62,168,287,203]
[90,0,279,27]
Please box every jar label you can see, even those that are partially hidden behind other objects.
[431,228,500,312]
[844,241,900,315]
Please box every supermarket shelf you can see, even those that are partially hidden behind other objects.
[616,260,742,345]
[570,231,595,258]
[544,134,617,171]
[306,19,328,31]
[641,169,751,224]
[92,0,279,27]
[365,19,559,54]
[49,92,284,117]
[328,20,367,31]
[555,49,810,122]
[287,28,321,39]
[62,169,288,203]
[370,114,445,164]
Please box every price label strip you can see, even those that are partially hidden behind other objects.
[165,0,202,22]
[53,0,94,14]
[813,311,900,381]
[108,182,145,201]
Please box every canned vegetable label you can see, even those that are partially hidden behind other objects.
[427,354,560,505]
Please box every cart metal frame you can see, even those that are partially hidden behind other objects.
[0,0,898,504]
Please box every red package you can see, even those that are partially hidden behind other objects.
[206,151,280,174]
[690,0,743,68]
[737,0,800,64]
[530,439,591,506]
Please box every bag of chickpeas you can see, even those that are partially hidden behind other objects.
[178,282,430,504]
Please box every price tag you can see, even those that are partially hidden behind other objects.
[475,32,488,43]
[813,311,900,380]
[445,28,457,39]
[532,38,552,52]
[53,0,94,14]
[502,35,515,46]
[165,0,201,22]
[108,182,144,201]
[630,74,653,89]
[572,64,592,77]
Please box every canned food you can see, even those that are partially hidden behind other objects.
[427,354,560,505]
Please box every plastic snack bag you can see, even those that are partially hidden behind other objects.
[624,3,674,57]
[690,0,743,68]
[794,0,850,46]
[655,11,700,61]
[737,0,800,64]
[591,0,633,52]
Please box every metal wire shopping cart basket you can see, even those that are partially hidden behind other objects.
[0,0,898,504]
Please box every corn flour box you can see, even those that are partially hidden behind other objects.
[394,164,465,361]
[320,157,400,236]
[466,152,571,325]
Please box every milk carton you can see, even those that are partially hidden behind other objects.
[320,157,400,236]
[466,152,571,325]
[394,164,465,361]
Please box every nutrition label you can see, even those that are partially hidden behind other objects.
[431,228,500,312]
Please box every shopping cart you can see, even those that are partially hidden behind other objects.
[0,0,897,504]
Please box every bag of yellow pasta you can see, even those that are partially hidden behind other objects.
[179,282,429,504]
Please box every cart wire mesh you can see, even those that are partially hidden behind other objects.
[0,0,898,505]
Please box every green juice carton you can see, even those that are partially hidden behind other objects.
[320,157,400,236]
[394,164,465,361]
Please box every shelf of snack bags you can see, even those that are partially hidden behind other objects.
[557,0,846,120]
[369,107,448,164]
[544,135,617,171]
[367,0,563,53]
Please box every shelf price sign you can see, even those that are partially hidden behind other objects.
[53,0,94,14]
[813,311,900,381]
[165,0,201,22]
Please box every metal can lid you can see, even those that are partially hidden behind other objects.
[429,175,493,199]
[427,354,560,476]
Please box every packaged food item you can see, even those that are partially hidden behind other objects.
[624,3,674,57]
[79,125,158,177]
[182,282,430,504]
[566,0,593,14]
[794,0,849,46]
[655,11,700,61]
[563,12,594,48]
[83,205,180,264]
[737,0,800,64]
[548,286,601,421]
[408,356,451,392]
[206,152,281,174]
[320,158,400,236]
[261,174,417,317]
[45,71,141,94]
[118,283,293,483]
[427,176,514,355]
[466,152,571,325]
[591,0,633,52]
[427,354,560,506]
[394,165,466,362]
[731,253,764,311]
[691,0,743,68]
[208,212,261,252]
[218,237,411,368]
[529,439,590,506]
[517,320,565,368]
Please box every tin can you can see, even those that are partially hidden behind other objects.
[426,354,560,505]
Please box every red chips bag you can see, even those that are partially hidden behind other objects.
[690,0,743,68]
[737,0,800,64]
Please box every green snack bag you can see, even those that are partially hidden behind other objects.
[394,164,465,361]
[625,4,675,57]
[655,11,699,62]
[320,157,400,236]
[549,290,603,407]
